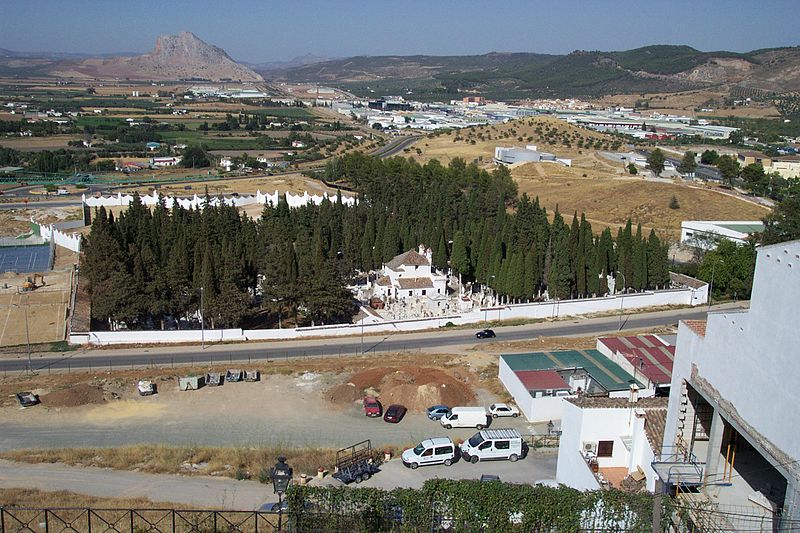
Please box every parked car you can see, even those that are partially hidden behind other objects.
[460,428,526,464]
[383,404,407,423]
[136,380,157,396]
[426,405,450,420]
[15,391,39,407]
[475,329,496,339]
[364,396,382,417]
[402,437,456,469]
[440,406,488,429]
[488,403,519,418]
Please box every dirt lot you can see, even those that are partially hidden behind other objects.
[0,206,83,237]
[0,135,83,151]
[125,172,340,198]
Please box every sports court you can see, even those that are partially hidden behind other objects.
[0,244,53,274]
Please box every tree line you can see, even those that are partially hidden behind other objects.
[82,153,671,330]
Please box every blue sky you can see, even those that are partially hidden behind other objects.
[0,0,797,62]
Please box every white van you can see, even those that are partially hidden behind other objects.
[460,428,525,463]
[401,437,456,469]
[440,406,488,429]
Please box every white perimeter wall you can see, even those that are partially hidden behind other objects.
[82,190,357,210]
[32,218,81,252]
[71,286,707,346]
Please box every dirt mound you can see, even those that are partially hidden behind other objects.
[338,366,475,412]
[41,383,106,407]
[325,382,361,406]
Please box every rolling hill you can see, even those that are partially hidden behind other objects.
[267,45,800,100]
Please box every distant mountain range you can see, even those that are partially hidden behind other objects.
[1,39,798,99]
[0,32,262,82]
[270,45,800,99]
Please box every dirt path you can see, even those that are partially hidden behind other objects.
[0,459,271,509]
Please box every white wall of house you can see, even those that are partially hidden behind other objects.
[662,240,800,519]
[664,241,800,464]
[557,401,659,492]
[498,358,536,420]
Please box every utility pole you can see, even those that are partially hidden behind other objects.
[200,286,205,349]
[617,271,627,331]
[24,304,31,373]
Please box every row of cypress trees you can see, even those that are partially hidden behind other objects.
[81,153,670,330]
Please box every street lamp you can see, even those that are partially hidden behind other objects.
[199,286,205,350]
[271,456,293,531]
[616,271,626,331]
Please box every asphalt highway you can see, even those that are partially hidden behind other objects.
[0,303,744,373]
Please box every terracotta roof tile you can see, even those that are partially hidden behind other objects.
[375,276,391,286]
[385,250,429,269]
[644,409,667,455]
[565,396,669,409]
[397,277,434,289]
[683,320,707,337]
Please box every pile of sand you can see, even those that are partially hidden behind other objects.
[325,382,361,406]
[330,367,475,412]
[40,383,106,407]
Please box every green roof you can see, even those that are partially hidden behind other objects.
[715,222,764,234]
[501,350,642,392]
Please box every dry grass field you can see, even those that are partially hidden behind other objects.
[0,487,185,509]
[512,172,770,237]
[126,172,340,197]
[0,135,83,150]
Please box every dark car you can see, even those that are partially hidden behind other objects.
[384,404,407,423]
[426,405,450,420]
[15,391,39,407]
[475,329,496,339]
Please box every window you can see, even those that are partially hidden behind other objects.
[408,290,412,296]
[422,290,426,296]
[597,440,614,458]
[421,448,433,457]
[495,440,510,450]
[478,441,492,450]
[435,446,453,455]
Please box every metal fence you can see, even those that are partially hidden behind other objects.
[0,507,282,533]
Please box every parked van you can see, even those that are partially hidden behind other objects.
[440,406,488,429]
[460,428,525,463]
[401,437,456,469]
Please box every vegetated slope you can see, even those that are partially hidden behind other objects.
[272,44,800,98]
[5,32,263,82]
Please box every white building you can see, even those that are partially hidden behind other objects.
[680,221,764,250]
[556,396,668,492]
[494,145,571,167]
[150,156,181,167]
[372,246,447,306]
[498,350,646,423]
[656,239,800,528]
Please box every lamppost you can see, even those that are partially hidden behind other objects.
[199,286,205,350]
[616,271,626,331]
[271,456,293,531]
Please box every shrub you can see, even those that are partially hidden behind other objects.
[669,196,680,210]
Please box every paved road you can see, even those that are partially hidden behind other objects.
[0,303,743,374]
[0,459,273,509]
[371,135,421,158]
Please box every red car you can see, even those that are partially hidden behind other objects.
[364,396,382,417]
[384,404,407,423]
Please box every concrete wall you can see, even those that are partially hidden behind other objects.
[498,358,535,421]
[557,401,602,490]
[82,190,357,211]
[71,286,706,346]
[31,218,81,252]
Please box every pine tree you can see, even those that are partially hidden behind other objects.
[450,230,470,277]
